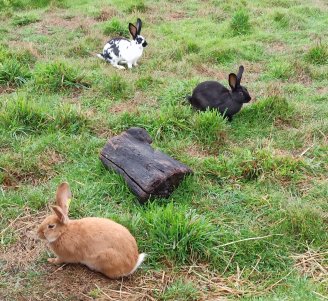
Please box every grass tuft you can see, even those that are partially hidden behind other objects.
[202,147,306,183]
[0,44,37,65]
[272,11,289,28]
[100,74,131,100]
[193,109,228,146]
[207,47,237,64]
[135,75,159,91]
[12,14,39,26]
[281,203,327,245]
[266,60,294,80]
[305,43,328,65]
[0,97,47,134]
[66,37,101,57]
[0,97,89,135]
[138,202,219,265]
[230,9,251,36]
[0,59,31,87]
[240,96,295,126]
[125,0,147,13]
[103,18,129,37]
[156,279,200,301]
[33,61,90,93]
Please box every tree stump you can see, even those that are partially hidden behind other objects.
[100,127,193,203]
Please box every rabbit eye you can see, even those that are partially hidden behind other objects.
[48,224,55,229]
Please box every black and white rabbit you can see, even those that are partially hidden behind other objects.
[97,18,147,69]
[187,66,251,121]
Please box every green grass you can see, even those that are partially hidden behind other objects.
[230,9,252,36]
[0,59,31,87]
[103,17,130,37]
[0,0,327,300]
[0,96,89,135]
[156,279,200,301]
[0,0,66,11]
[33,61,91,92]
[125,0,148,13]
[305,43,328,65]
[12,13,40,26]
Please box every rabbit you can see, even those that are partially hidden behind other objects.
[97,18,147,69]
[187,66,251,121]
[37,182,146,279]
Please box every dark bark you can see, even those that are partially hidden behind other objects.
[100,127,193,203]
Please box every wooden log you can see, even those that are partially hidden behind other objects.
[100,127,193,203]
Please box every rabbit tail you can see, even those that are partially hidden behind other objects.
[97,53,105,60]
[129,253,146,275]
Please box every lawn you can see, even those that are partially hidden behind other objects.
[0,0,327,300]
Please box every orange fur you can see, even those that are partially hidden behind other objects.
[37,183,145,279]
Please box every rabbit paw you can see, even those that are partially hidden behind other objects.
[114,64,125,70]
[48,257,64,264]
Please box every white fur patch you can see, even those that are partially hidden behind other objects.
[45,232,58,243]
[81,261,96,271]
[128,253,147,275]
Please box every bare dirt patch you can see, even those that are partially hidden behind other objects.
[94,7,118,22]
[34,11,97,35]
[168,11,187,20]
[37,148,65,172]
[317,86,328,95]
[267,41,289,55]
[1,169,47,189]
[0,85,16,95]
[184,143,212,159]
[108,92,157,114]
[293,60,312,86]
[1,207,46,272]
[1,149,64,190]
[194,64,226,79]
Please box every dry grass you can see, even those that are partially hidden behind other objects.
[94,7,118,22]
[0,208,46,271]
[33,10,97,35]
[1,150,64,190]
[292,248,328,284]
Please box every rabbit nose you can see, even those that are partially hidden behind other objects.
[142,41,148,47]
[37,228,45,239]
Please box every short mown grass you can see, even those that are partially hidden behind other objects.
[0,0,327,300]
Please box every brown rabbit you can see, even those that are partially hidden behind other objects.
[37,182,146,279]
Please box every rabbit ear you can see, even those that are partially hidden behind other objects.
[56,182,71,215]
[236,65,244,84]
[136,18,142,35]
[52,205,68,224]
[229,73,238,90]
[129,23,138,39]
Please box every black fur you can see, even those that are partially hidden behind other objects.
[187,66,251,121]
[136,18,142,35]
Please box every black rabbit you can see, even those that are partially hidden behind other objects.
[187,66,251,121]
